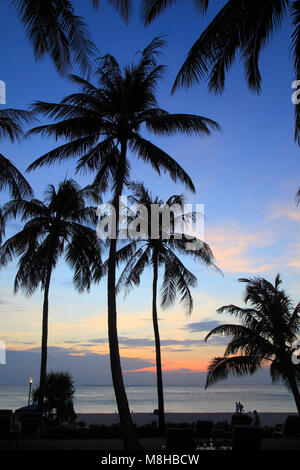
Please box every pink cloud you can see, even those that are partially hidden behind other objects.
[205,222,275,274]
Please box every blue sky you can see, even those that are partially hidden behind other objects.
[0,1,300,390]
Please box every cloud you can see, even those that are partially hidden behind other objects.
[206,222,276,274]
[270,205,300,225]
[267,205,300,272]
[87,336,213,349]
[0,349,154,385]
[63,340,80,344]
[165,348,193,352]
[200,336,229,347]
[0,346,272,386]
[183,321,222,332]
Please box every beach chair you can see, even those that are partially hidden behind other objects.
[20,411,41,440]
[274,416,300,444]
[230,413,253,432]
[165,428,196,451]
[0,409,18,444]
[0,410,12,444]
[232,425,263,451]
[212,421,231,443]
[194,420,213,440]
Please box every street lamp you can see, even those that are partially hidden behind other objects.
[28,378,33,406]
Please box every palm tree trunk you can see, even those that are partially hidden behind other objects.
[288,373,300,415]
[107,141,140,450]
[38,265,52,411]
[152,248,165,432]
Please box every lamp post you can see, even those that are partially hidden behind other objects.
[28,378,33,406]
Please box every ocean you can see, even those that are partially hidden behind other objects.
[0,384,297,414]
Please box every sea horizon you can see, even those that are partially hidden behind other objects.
[0,384,297,414]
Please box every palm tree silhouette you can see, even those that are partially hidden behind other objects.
[142,1,300,143]
[0,179,102,410]
[113,182,218,431]
[12,0,132,75]
[204,274,300,414]
[25,36,219,448]
[0,108,33,244]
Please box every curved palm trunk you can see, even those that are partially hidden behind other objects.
[37,265,52,411]
[152,249,165,432]
[107,142,140,450]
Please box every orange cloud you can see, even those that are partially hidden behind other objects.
[270,205,300,224]
[205,222,275,273]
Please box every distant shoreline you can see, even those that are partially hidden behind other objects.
[77,412,297,427]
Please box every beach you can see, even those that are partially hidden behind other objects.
[77,412,297,427]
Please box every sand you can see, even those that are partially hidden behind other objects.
[77,412,297,427]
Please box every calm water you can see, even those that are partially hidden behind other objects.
[0,385,297,413]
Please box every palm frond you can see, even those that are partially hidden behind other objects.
[3,198,48,221]
[205,355,261,388]
[130,133,195,192]
[204,323,257,342]
[291,1,300,143]
[0,207,6,246]
[75,138,116,172]
[115,245,148,295]
[142,0,209,25]
[107,0,132,22]
[142,0,178,25]
[160,250,196,316]
[64,226,102,292]
[12,0,97,76]
[27,135,100,171]
[289,302,300,336]
[172,0,288,94]
[0,108,35,142]
[0,154,33,199]
[145,112,220,136]
[216,304,262,328]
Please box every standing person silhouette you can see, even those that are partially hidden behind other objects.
[238,402,244,413]
[253,410,260,426]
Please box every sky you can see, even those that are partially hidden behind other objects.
[0,0,300,388]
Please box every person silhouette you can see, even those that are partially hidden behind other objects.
[238,401,244,413]
[253,410,260,426]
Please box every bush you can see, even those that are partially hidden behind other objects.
[77,420,87,428]
[32,371,76,424]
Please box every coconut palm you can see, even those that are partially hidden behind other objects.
[142,1,300,144]
[12,0,132,75]
[204,274,300,414]
[0,108,34,244]
[25,36,219,448]
[112,182,218,431]
[0,179,102,410]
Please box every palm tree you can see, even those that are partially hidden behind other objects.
[0,179,102,410]
[142,1,300,144]
[12,0,132,75]
[204,274,300,414]
[0,108,34,244]
[113,182,218,431]
[25,36,219,448]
